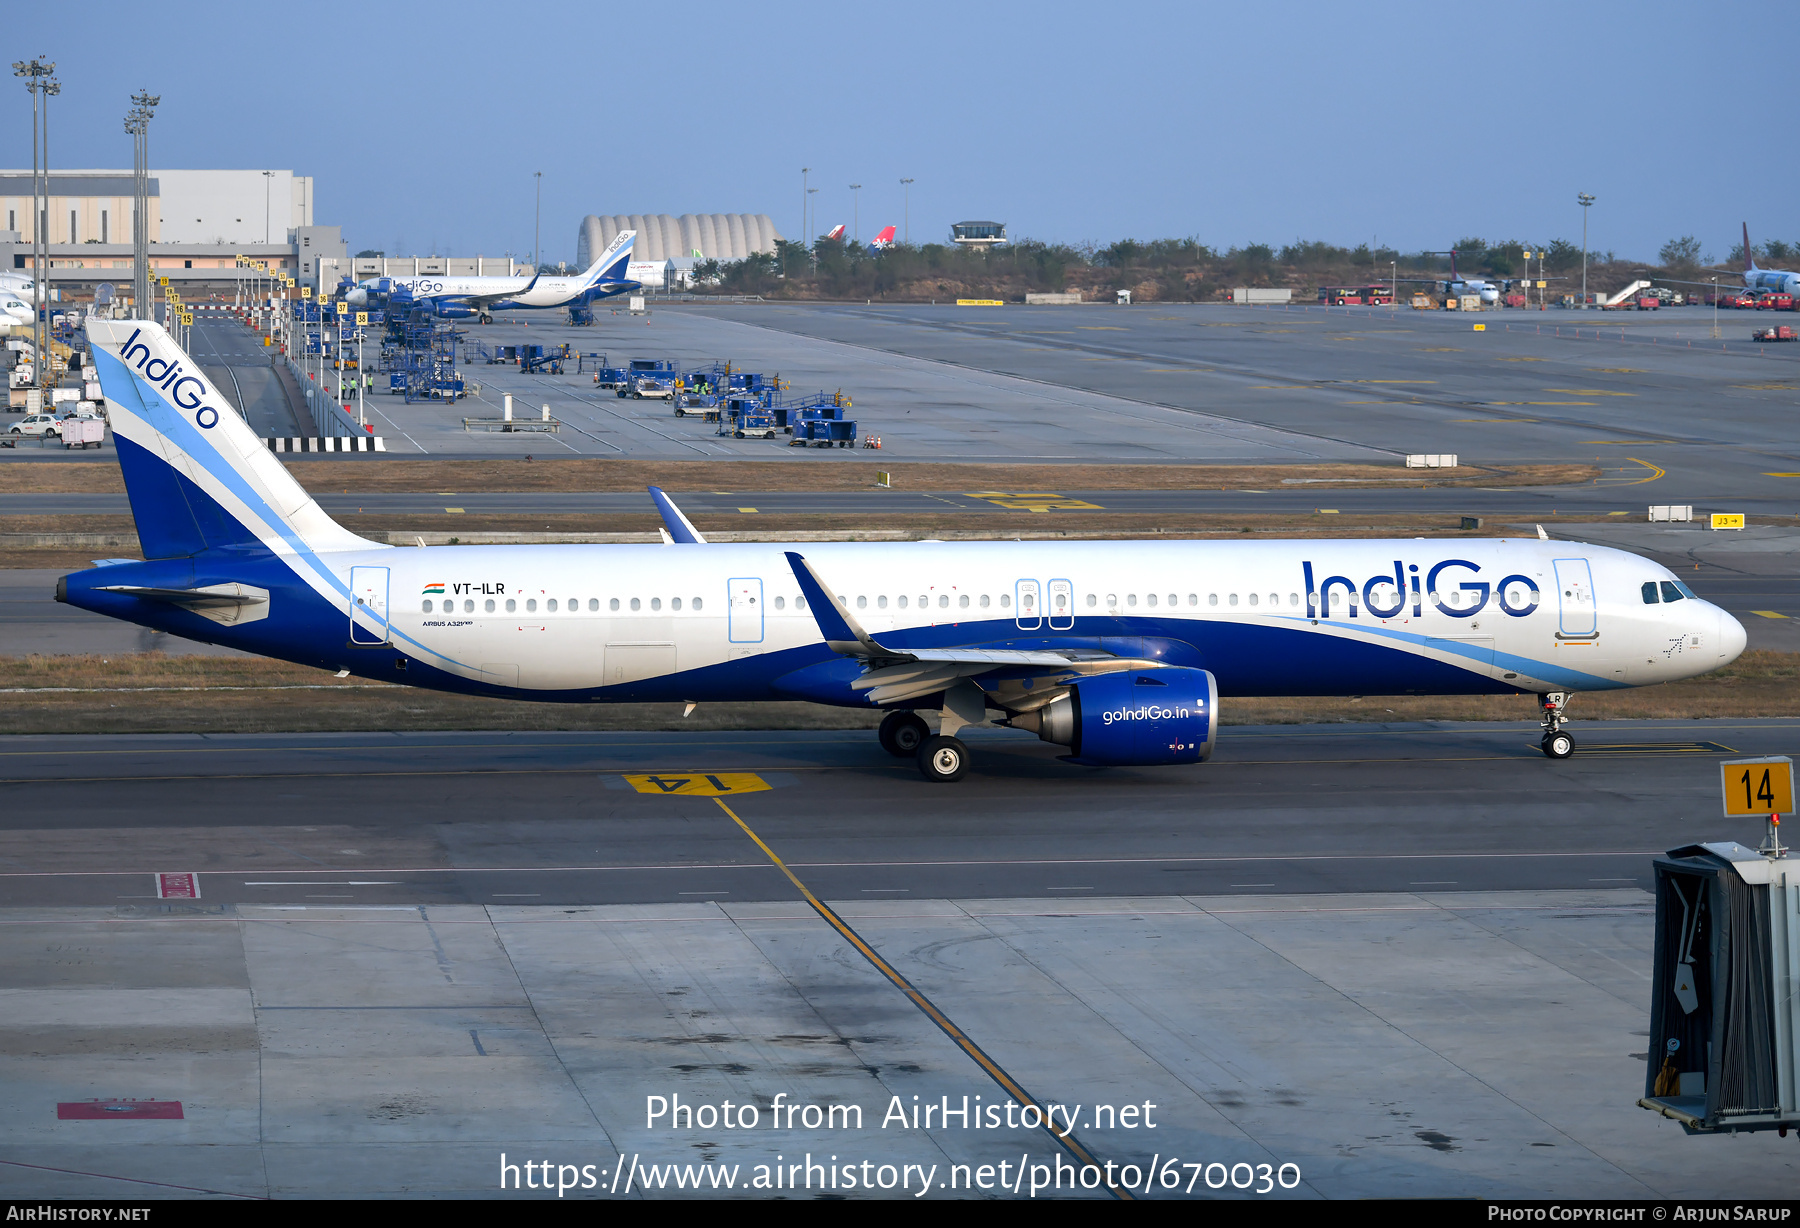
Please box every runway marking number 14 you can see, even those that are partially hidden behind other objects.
[624,773,771,797]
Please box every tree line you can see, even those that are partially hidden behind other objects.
[687,233,1784,303]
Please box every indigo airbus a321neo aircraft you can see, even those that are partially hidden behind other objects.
[58,320,1746,781]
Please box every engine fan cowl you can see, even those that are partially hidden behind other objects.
[1014,667,1217,766]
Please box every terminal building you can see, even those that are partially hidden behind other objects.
[0,168,346,302]
[576,213,783,266]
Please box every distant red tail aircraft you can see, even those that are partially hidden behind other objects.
[871,225,897,249]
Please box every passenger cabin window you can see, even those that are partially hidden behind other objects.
[693,597,703,611]
[775,596,785,610]
[547,599,557,612]
[982,595,992,608]
[629,598,640,611]
[1000,595,1011,609]
[610,598,620,611]
[672,598,682,611]
[1087,594,1097,607]
[1660,581,1685,603]
[1642,582,1660,604]
[959,594,970,608]
[422,599,433,612]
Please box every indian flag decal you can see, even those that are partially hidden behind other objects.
[423,582,445,594]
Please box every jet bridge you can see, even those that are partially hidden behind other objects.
[1640,841,1800,1135]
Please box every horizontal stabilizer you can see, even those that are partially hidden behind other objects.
[98,581,271,626]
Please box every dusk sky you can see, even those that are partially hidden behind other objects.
[8,0,1793,264]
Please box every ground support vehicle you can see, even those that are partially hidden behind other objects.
[673,393,718,418]
[1752,325,1796,342]
[59,417,105,448]
[625,377,674,400]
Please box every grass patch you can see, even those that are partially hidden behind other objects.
[0,458,1600,496]
[2,651,1793,735]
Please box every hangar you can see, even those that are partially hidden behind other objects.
[576,213,783,265]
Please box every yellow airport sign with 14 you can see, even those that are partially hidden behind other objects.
[1720,756,1794,817]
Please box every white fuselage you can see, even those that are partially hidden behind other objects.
[327,537,1739,699]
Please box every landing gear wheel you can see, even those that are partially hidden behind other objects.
[1542,732,1574,760]
[879,711,930,758]
[917,735,969,782]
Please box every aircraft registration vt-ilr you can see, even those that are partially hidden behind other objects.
[60,319,1746,780]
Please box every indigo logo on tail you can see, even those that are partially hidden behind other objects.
[120,327,224,428]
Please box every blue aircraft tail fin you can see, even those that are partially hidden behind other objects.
[85,318,382,561]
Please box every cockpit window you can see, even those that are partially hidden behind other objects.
[1673,580,1697,600]
[1641,582,1660,605]
[1660,581,1685,603]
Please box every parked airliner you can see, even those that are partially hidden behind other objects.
[344,231,637,323]
[60,319,1745,780]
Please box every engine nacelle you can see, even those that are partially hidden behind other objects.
[427,300,475,319]
[1012,667,1217,766]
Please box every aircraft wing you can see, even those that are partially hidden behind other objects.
[783,552,1147,703]
[648,485,707,543]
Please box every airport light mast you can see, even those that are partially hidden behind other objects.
[800,168,810,252]
[849,184,861,245]
[14,57,56,391]
[125,89,160,324]
[1578,192,1595,307]
[900,178,914,246]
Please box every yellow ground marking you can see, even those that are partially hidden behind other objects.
[1752,611,1788,619]
[445,508,465,514]
[1589,368,1646,373]
[1593,458,1665,485]
[737,507,758,513]
[622,773,770,796]
[712,797,1131,1199]
[1582,440,1682,445]
[1495,356,1547,362]
[965,491,1104,512]
[1525,401,1597,406]
[1765,473,1800,478]
[1731,382,1794,390]
[1317,509,1340,514]
[1546,388,1636,396]
[1608,511,1629,516]
[1451,418,1538,423]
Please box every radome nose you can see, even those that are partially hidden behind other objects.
[1718,606,1747,665]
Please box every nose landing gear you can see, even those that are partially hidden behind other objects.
[1539,691,1573,759]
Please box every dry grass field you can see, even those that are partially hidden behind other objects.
[0,458,1599,496]
[2,650,1792,736]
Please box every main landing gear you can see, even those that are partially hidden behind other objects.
[878,711,929,757]
[879,711,968,783]
[1539,691,1573,759]
[881,681,988,782]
